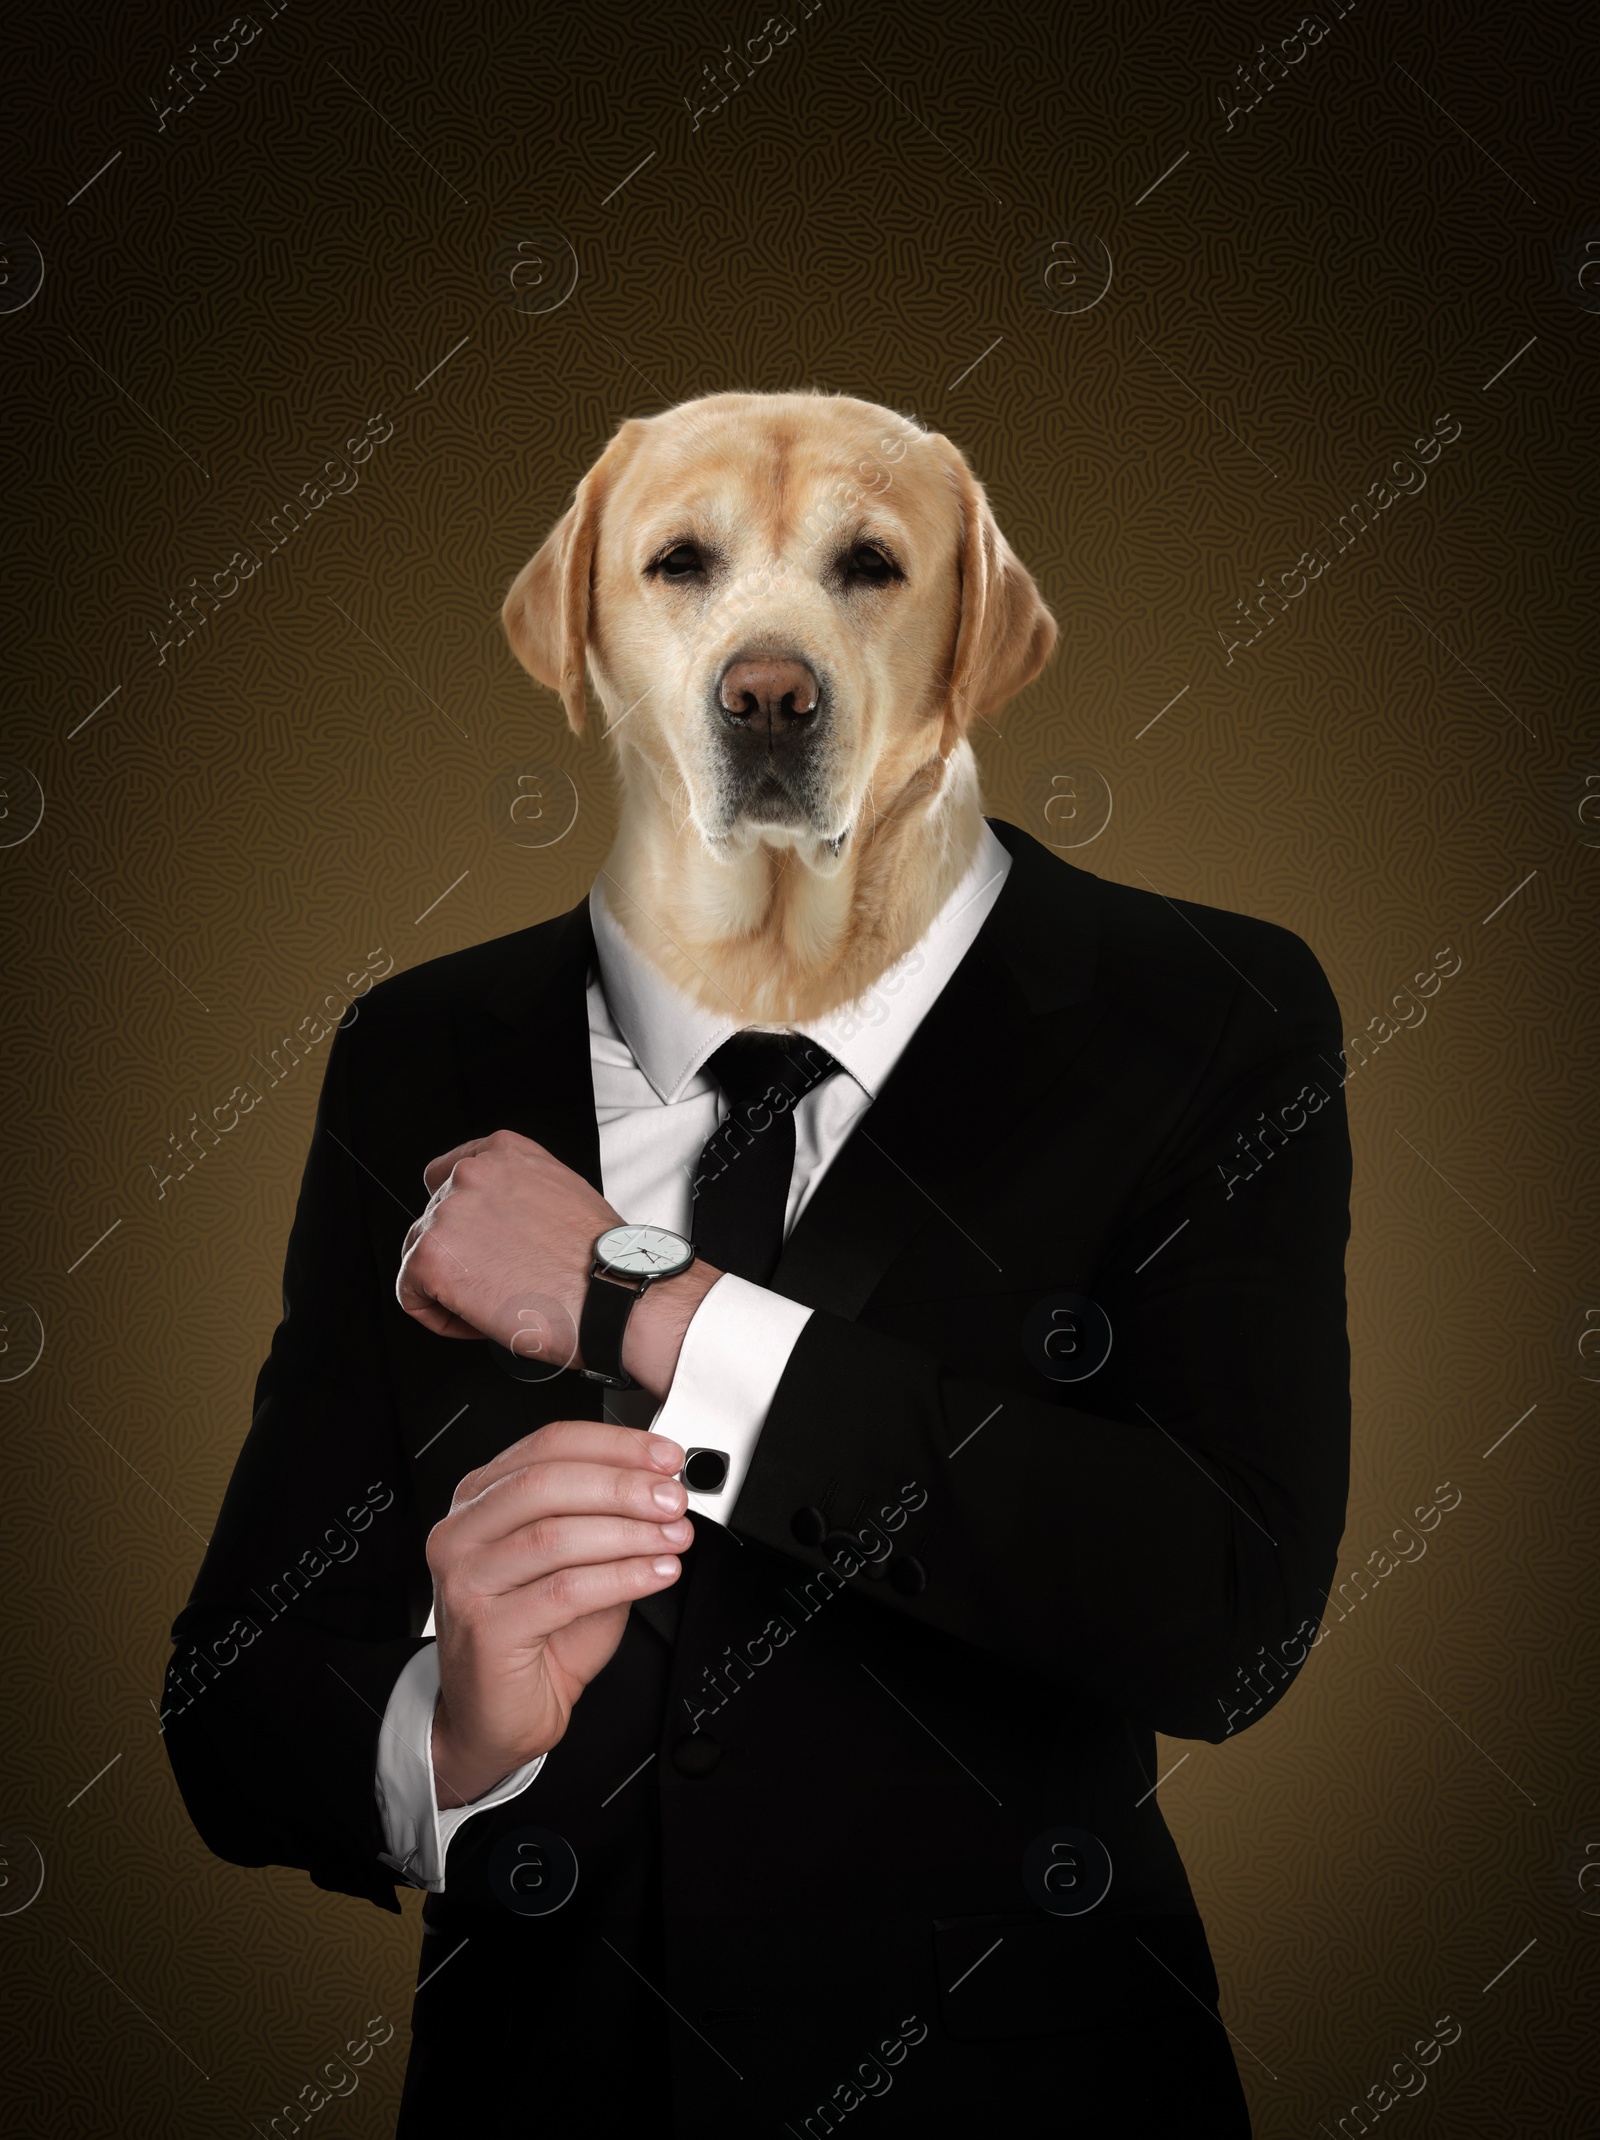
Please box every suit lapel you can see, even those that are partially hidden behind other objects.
[457,896,602,1188]
[453,895,687,1644]
[769,821,1106,1318]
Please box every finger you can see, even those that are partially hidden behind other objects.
[403,1299,484,1340]
[445,1455,689,1548]
[396,1249,483,1339]
[402,1183,456,1259]
[484,1551,684,1642]
[458,1422,684,1500]
[421,1142,485,1197]
[457,1514,695,1599]
[422,1129,541,1196]
[396,1202,496,1333]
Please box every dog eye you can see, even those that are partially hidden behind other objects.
[652,543,705,580]
[844,544,900,586]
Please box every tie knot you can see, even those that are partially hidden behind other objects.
[705,1031,839,1113]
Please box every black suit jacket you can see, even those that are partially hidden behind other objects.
[163,820,1350,2138]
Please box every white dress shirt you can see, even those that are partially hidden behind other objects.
[374,823,1013,1890]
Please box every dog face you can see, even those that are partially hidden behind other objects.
[502,392,1055,869]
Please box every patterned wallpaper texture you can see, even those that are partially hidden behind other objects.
[1,0,1596,2132]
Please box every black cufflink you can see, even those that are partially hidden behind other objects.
[683,1448,729,1493]
[790,1506,827,1546]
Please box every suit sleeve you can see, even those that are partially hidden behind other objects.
[160,1011,431,1911]
[730,931,1352,1744]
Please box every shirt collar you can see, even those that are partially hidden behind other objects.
[589,822,1013,1106]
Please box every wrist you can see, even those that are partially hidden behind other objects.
[620,1258,721,1399]
[431,1700,531,1812]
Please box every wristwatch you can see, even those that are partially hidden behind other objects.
[578,1224,696,1388]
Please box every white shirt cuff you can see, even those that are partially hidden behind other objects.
[374,1643,546,1892]
[652,1273,813,1526]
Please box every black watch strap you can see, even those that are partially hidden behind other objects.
[579,1271,644,1388]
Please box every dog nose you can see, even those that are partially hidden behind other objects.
[718,656,819,737]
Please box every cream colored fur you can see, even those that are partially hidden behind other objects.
[502,392,1056,1025]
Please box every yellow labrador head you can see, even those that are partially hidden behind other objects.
[502,392,1055,873]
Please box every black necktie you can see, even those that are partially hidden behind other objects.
[690,1032,842,1282]
[632,1033,840,1660]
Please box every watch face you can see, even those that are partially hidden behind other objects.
[596,1224,694,1279]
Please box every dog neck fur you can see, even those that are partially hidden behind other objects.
[598,741,985,1026]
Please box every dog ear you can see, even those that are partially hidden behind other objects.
[931,436,1057,753]
[501,421,644,736]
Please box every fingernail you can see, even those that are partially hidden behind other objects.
[651,1480,684,1511]
[660,1518,691,1545]
[651,1556,679,1578]
[647,1436,684,1469]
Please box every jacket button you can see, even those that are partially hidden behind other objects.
[888,1555,927,1596]
[672,1733,721,1778]
[790,1506,827,1546]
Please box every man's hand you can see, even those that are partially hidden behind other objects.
[427,1421,693,1808]
[396,1129,719,1400]
[397,1130,619,1354]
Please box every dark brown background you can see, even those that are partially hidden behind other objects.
[2,0,1596,2131]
